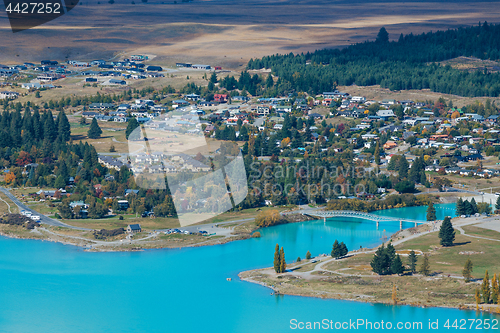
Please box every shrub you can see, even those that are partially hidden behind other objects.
[255,209,284,227]
[251,231,261,238]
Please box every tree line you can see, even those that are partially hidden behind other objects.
[247,23,500,97]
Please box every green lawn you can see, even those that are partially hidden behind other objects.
[395,231,500,278]
[462,225,500,241]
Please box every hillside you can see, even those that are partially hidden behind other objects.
[248,23,500,97]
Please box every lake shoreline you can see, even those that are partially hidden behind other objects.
[239,215,500,315]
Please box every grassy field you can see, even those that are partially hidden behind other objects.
[0,192,18,214]
[69,121,136,153]
[392,232,500,278]
[240,220,500,311]
[1,0,500,69]
[462,225,500,241]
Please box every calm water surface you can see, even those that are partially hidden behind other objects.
[0,204,498,332]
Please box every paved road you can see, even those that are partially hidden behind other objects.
[0,187,90,230]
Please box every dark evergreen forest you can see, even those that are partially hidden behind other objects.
[246,23,500,97]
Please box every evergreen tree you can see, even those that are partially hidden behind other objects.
[374,142,380,165]
[419,254,430,276]
[462,258,474,282]
[274,244,281,273]
[57,111,71,142]
[43,111,57,141]
[464,199,474,215]
[491,273,499,304]
[426,202,436,221]
[370,244,391,275]
[54,175,66,189]
[456,198,465,216]
[339,242,348,256]
[391,254,404,275]
[87,118,102,139]
[126,117,140,140]
[470,198,478,215]
[279,246,286,273]
[438,216,455,246]
[376,27,389,43]
[306,250,312,260]
[209,72,218,84]
[386,242,396,264]
[398,156,409,179]
[496,196,500,211]
[331,240,341,258]
[239,125,249,141]
[266,73,274,88]
[481,270,491,304]
[408,250,418,273]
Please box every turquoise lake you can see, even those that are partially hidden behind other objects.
[0,203,498,332]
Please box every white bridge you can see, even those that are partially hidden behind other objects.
[299,210,428,229]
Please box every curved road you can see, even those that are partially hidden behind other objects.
[0,187,90,230]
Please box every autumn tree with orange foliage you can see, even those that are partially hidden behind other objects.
[4,172,16,184]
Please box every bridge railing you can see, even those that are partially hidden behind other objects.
[299,210,426,224]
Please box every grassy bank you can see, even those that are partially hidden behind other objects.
[240,217,500,312]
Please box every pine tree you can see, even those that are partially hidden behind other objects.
[398,156,409,179]
[87,118,102,139]
[306,251,311,260]
[464,200,474,216]
[374,142,380,165]
[386,242,396,264]
[408,250,418,273]
[273,244,281,273]
[209,72,218,84]
[43,111,57,141]
[376,27,389,43]
[481,270,491,304]
[456,198,465,216]
[57,111,71,142]
[426,202,436,221]
[419,254,430,276]
[126,117,140,140]
[331,240,341,258]
[339,242,348,256]
[470,198,478,214]
[439,216,455,246]
[371,244,391,275]
[462,258,474,282]
[491,273,499,304]
[266,73,274,88]
[279,247,286,273]
[391,254,404,275]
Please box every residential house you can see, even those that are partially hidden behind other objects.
[127,224,142,233]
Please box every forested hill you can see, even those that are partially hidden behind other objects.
[247,22,500,97]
